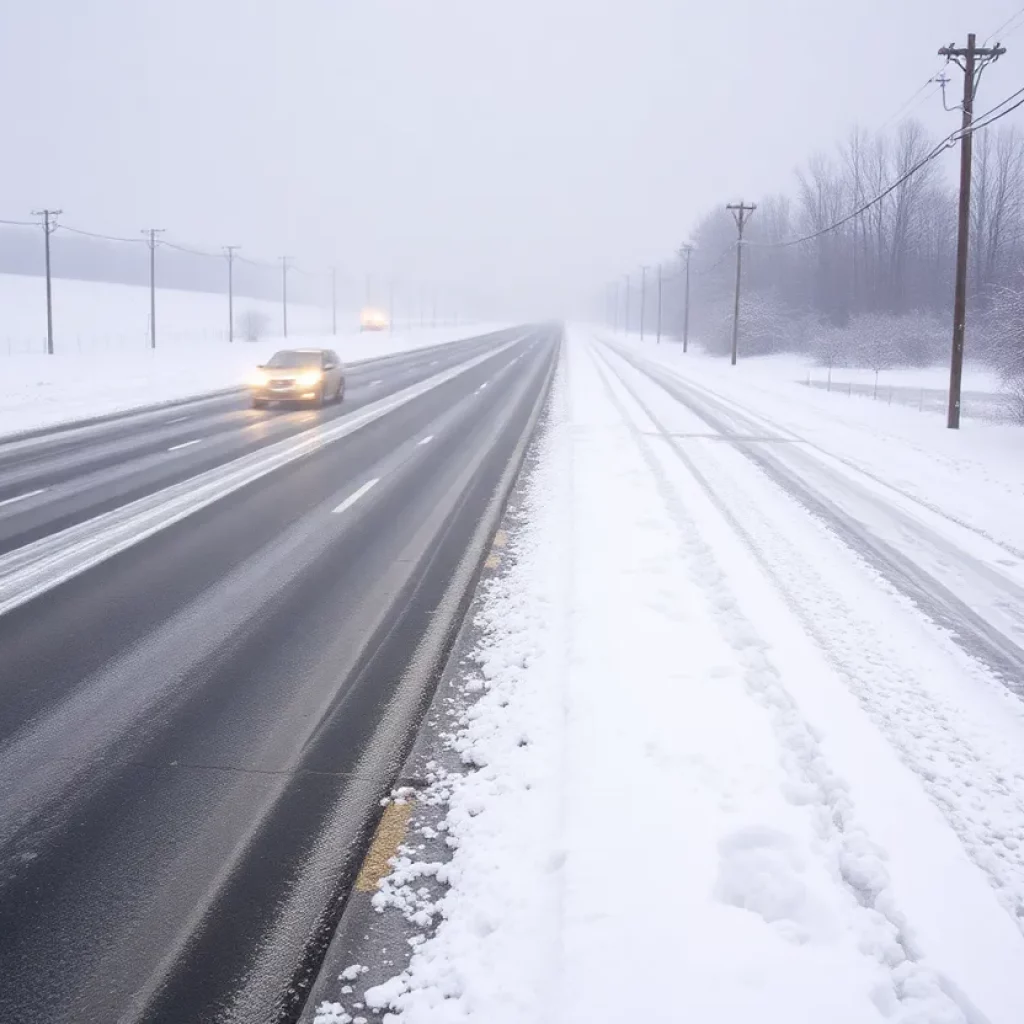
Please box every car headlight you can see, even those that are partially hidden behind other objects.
[296,370,323,388]
[249,370,269,387]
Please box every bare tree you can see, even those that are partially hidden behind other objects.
[971,125,1024,304]
[238,309,271,342]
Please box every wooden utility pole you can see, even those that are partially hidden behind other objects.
[656,265,663,343]
[623,273,630,335]
[726,202,756,366]
[224,246,240,343]
[331,266,338,336]
[32,209,61,355]
[142,229,165,350]
[280,256,291,338]
[639,265,649,341]
[940,34,1005,429]
[679,244,694,353]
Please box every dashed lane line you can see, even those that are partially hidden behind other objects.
[0,489,46,510]
[332,478,380,516]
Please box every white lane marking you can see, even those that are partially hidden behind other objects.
[332,477,379,515]
[417,435,434,446]
[167,439,203,452]
[430,360,439,366]
[370,380,383,387]
[476,381,489,392]
[0,332,531,621]
[0,488,45,510]
[166,416,191,425]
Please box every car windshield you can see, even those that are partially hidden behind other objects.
[265,351,320,369]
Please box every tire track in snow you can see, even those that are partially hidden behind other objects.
[610,343,1024,694]
[597,339,1024,933]
[586,340,972,1022]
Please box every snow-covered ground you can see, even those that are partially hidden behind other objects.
[0,274,503,436]
[353,328,1024,1024]
[627,338,1023,556]
[0,272,329,354]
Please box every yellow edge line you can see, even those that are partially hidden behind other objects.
[355,800,415,893]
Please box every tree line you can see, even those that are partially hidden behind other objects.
[644,119,1024,414]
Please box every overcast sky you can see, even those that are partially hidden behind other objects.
[1,0,1022,318]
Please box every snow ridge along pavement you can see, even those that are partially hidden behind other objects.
[327,329,1024,1024]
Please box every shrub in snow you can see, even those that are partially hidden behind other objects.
[810,321,844,373]
[809,312,945,375]
[979,285,1024,422]
[237,308,271,342]
[704,289,802,357]
[845,313,899,373]
[893,311,947,367]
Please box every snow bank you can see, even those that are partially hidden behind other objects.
[0,272,505,436]
[356,330,1024,1023]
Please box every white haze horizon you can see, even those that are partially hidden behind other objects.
[1,0,1022,320]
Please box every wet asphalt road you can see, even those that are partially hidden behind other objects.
[0,325,558,1023]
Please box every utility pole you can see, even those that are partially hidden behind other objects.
[656,265,663,344]
[679,244,694,353]
[224,246,240,343]
[142,228,165,349]
[331,266,338,336]
[639,265,649,341]
[32,209,61,355]
[623,274,630,336]
[726,202,756,366]
[280,256,291,338]
[612,281,619,333]
[940,33,1005,429]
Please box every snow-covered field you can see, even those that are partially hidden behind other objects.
[0,272,329,354]
[0,274,502,436]
[354,329,1024,1023]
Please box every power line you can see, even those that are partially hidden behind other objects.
[984,4,1024,45]
[965,84,1024,131]
[692,243,736,276]
[877,74,946,133]
[159,237,219,258]
[57,222,146,244]
[746,82,1023,253]
[236,253,276,269]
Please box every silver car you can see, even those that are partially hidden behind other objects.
[248,348,346,408]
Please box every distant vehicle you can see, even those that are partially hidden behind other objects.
[360,307,389,332]
[248,348,345,408]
